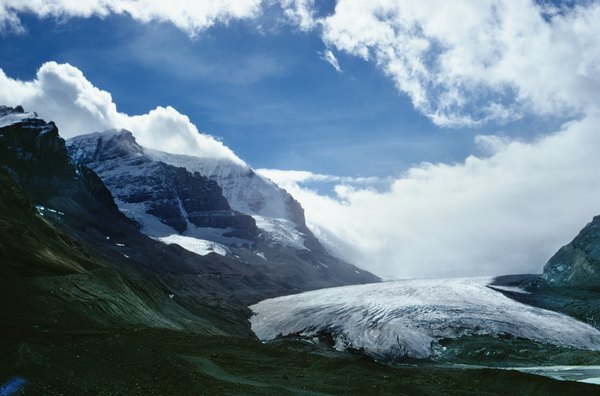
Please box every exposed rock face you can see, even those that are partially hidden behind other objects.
[67,131,258,239]
[147,150,307,228]
[0,106,94,203]
[543,216,600,287]
[147,150,322,252]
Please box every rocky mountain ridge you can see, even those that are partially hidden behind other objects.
[1,106,377,295]
[543,215,600,287]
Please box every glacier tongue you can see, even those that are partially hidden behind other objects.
[249,277,600,360]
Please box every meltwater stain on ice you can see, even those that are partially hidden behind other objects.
[249,277,600,360]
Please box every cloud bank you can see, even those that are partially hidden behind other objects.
[316,1,600,127]
[260,0,600,278]
[4,1,599,128]
[0,62,243,163]
[265,116,600,279]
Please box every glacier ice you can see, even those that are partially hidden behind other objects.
[249,277,600,360]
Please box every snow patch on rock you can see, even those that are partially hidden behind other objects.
[156,234,229,257]
[254,215,306,250]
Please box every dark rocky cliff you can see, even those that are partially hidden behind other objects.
[543,216,600,287]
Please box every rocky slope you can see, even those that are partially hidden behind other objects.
[147,149,306,226]
[483,217,600,340]
[543,216,600,286]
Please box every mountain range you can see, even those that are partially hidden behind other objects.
[2,104,600,394]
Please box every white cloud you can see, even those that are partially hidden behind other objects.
[283,0,600,127]
[320,49,342,72]
[279,0,317,31]
[257,168,382,186]
[0,0,263,37]
[5,2,599,128]
[274,114,600,279]
[267,1,600,279]
[0,62,244,163]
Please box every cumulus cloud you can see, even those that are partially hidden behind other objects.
[320,49,342,72]
[272,115,600,279]
[0,0,262,37]
[287,0,600,127]
[0,62,243,163]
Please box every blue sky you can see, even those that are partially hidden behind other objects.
[1,1,599,279]
[0,9,561,177]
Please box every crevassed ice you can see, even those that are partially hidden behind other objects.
[249,277,600,360]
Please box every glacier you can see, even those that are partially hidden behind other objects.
[249,277,600,361]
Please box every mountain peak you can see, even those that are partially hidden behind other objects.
[0,105,41,129]
[68,129,145,163]
[0,105,24,116]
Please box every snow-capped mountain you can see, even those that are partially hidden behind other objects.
[147,149,305,226]
[67,130,257,242]
[67,130,314,250]
[67,129,378,288]
[146,149,311,250]
[0,105,374,301]
[250,277,600,361]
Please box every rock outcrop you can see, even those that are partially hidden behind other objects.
[543,216,600,287]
